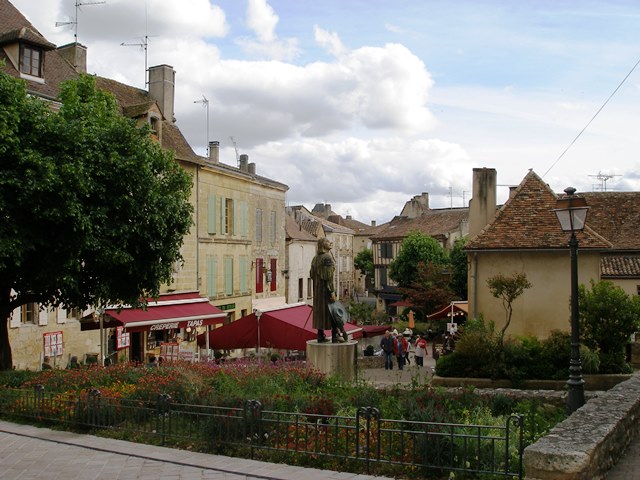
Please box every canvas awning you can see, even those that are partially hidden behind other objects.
[427,301,468,320]
[197,303,363,351]
[81,291,227,333]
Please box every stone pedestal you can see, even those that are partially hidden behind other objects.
[306,340,357,381]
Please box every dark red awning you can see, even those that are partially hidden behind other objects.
[427,301,468,320]
[197,303,363,351]
[81,291,226,333]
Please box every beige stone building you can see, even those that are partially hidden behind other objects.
[1,0,288,368]
[466,168,640,339]
[284,213,317,304]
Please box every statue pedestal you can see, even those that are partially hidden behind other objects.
[306,340,357,381]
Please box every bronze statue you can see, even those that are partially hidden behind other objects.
[310,237,346,343]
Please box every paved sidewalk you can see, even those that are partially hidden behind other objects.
[0,420,391,480]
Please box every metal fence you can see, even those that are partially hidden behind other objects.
[0,386,524,479]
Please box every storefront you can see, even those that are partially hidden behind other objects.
[81,291,226,364]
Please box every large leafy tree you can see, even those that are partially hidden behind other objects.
[0,72,193,370]
[354,248,373,278]
[388,231,448,288]
[578,280,640,373]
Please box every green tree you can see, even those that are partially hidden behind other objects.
[578,280,640,373]
[354,248,373,278]
[0,73,193,370]
[388,231,448,287]
[487,272,532,347]
[399,261,453,318]
[449,237,468,300]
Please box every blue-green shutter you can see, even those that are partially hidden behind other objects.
[239,257,248,292]
[207,257,218,297]
[224,257,234,295]
[207,195,216,234]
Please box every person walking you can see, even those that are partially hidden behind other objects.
[414,334,427,367]
[380,330,394,370]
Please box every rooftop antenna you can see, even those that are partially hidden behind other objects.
[56,0,106,43]
[194,95,210,156]
[120,0,156,85]
[588,171,621,192]
[229,136,240,166]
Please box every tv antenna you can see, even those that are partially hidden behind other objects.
[229,136,240,166]
[194,95,210,156]
[56,1,106,43]
[120,0,156,85]
[588,171,621,192]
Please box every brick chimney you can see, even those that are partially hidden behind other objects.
[57,42,87,73]
[148,65,175,123]
[468,168,497,239]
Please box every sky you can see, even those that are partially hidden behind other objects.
[12,0,640,224]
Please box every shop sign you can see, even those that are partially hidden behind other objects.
[219,303,235,311]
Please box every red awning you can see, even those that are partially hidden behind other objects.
[360,324,391,338]
[81,291,227,333]
[427,301,468,320]
[388,299,413,308]
[197,303,363,351]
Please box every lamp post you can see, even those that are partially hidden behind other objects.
[553,187,589,413]
[93,307,105,366]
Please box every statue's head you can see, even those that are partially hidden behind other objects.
[317,237,332,253]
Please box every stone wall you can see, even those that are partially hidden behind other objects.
[524,373,640,480]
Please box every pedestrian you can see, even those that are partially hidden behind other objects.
[146,355,158,368]
[395,334,405,370]
[403,332,411,365]
[380,330,394,370]
[414,335,427,367]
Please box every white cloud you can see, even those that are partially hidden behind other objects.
[246,0,278,42]
[238,0,299,61]
[314,26,345,57]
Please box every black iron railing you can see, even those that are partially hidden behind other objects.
[0,386,524,479]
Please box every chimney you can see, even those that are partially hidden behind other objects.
[239,154,249,171]
[148,65,175,123]
[346,215,352,220]
[208,141,219,163]
[509,186,518,199]
[371,220,377,227]
[469,168,497,238]
[57,42,87,73]
[248,162,256,174]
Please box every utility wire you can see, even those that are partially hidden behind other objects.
[542,55,640,178]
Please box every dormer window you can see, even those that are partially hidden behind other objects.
[20,44,43,77]
[149,116,159,134]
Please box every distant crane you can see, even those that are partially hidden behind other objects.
[589,171,621,192]
[55,0,106,43]
[229,136,240,166]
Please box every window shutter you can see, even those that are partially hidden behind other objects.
[240,201,248,237]
[207,194,217,234]
[224,258,234,295]
[256,258,264,293]
[207,257,218,298]
[270,258,277,291]
[239,257,248,293]
[10,307,20,328]
[38,306,47,326]
[233,199,238,236]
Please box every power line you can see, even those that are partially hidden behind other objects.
[542,55,640,178]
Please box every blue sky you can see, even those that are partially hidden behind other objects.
[13,0,640,223]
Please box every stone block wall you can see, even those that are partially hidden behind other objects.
[524,373,640,479]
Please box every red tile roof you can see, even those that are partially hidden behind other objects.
[601,255,640,278]
[466,170,612,250]
[371,208,468,241]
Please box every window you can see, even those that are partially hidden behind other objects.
[270,258,277,291]
[149,116,159,134]
[270,211,277,244]
[20,44,43,77]
[21,303,37,324]
[380,242,393,259]
[256,209,263,242]
[255,258,264,293]
[298,278,304,301]
[224,257,234,296]
[307,278,312,299]
[224,198,234,235]
[66,308,82,320]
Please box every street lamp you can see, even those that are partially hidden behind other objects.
[553,187,590,413]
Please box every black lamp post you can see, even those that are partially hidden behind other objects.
[553,187,589,413]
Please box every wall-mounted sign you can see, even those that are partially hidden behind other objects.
[219,303,236,311]
[116,326,130,350]
[43,331,63,357]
